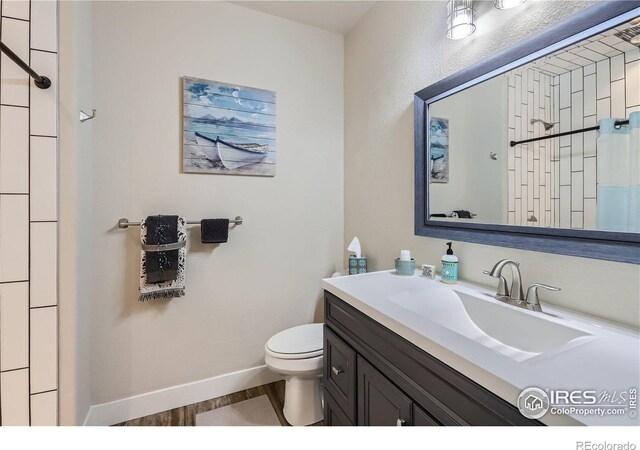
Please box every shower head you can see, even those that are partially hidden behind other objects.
[530,119,554,131]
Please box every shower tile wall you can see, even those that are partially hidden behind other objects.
[507,49,640,229]
[0,0,58,426]
[507,68,556,227]
[556,52,640,230]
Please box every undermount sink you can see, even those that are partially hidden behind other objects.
[389,287,593,361]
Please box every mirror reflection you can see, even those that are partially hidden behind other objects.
[429,18,640,233]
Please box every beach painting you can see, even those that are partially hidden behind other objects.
[183,77,276,176]
[429,117,449,183]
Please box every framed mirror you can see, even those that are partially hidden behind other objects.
[414,2,640,263]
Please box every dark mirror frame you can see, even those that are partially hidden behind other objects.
[414,2,640,264]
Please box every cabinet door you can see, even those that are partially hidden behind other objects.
[357,356,412,426]
[324,326,357,423]
[413,404,440,426]
[324,390,354,426]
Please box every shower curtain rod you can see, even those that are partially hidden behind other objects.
[0,41,51,89]
[510,119,629,147]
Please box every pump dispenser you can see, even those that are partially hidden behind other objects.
[441,242,458,284]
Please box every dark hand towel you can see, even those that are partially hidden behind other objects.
[201,219,229,243]
[452,210,473,219]
[145,215,179,283]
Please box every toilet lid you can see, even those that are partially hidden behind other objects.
[266,323,323,359]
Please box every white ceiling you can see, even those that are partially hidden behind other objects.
[230,1,376,35]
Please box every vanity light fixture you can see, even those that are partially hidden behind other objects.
[494,0,527,10]
[446,0,476,40]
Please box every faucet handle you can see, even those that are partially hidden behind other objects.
[526,283,560,305]
[483,270,510,298]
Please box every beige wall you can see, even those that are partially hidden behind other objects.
[59,0,94,425]
[344,0,640,328]
[64,1,343,405]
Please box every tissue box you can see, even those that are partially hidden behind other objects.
[349,256,367,275]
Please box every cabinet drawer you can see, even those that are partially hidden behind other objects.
[323,325,356,423]
[324,390,354,426]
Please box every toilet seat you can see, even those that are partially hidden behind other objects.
[265,323,323,360]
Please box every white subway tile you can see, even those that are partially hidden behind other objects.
[571,92,583,129]
[611,54,625,81]
[584,157,597,198]
[571,67,583,92]
[584,63,596,76]
[30,391,58,426]
[625,60,639,108]
[559,73,571,108]
[515,198,521,225]
[533,159,540,195]
[571,211,584,229]
[560,147,571,185]
[584,198,597,230]
[584,75,596,116]
[30,306,58,393]
[0,282,29,371]
[560,186,571,228]
[596,98,610,121]
[627,105,640,115]
[514,159,521,198]
[2,0,30,20]
[508,170,515,210]
[527,172,534,209]
[0,194,29,282]
[611,79,625,119]
[596,59,610,99]
[571,172,583,211]
[508,211,515,225]
[0,106,29,193]
[625,50,639,63]
[31,0,58,52]
[30,222,57,308]
[30,137,58,221]
[521,186,529,223]
[0,368,30,425]
[508,86,515,128]
[0,18,30,106]
[571,134,583,172]
[30,50,58,137]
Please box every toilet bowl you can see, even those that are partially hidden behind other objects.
[264,323,324,426]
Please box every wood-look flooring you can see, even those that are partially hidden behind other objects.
[114,381,323,426]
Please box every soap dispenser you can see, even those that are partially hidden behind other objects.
[441,242,458,284]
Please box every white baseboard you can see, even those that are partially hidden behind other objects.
[83,365,281,426]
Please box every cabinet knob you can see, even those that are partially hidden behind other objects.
[396,418,406,426]
[331,366,344,375]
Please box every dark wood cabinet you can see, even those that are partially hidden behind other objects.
[323,290,541,426]
[357,356,412,426]
[324,390,354,426]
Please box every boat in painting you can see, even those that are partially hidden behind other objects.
[195,132,269,169]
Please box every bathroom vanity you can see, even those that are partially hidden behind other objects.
[322,271,640,426]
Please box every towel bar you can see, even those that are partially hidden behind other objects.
[118,216,243,229]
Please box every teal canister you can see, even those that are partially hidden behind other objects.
[349,256,367,275]
[395,258,416,276]
[441,242,458,284]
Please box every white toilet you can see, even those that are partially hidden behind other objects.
[264,323,324,426]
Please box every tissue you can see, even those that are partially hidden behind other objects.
[348,237,361,258]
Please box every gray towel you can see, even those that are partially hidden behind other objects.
[139,216,187,301]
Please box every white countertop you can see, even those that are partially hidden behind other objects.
[322,270,640,426]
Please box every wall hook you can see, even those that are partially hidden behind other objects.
[80,109,96,122]
[489,152,497,160]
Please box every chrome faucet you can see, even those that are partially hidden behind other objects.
[483,259,524,301]
[483,259,560,312]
